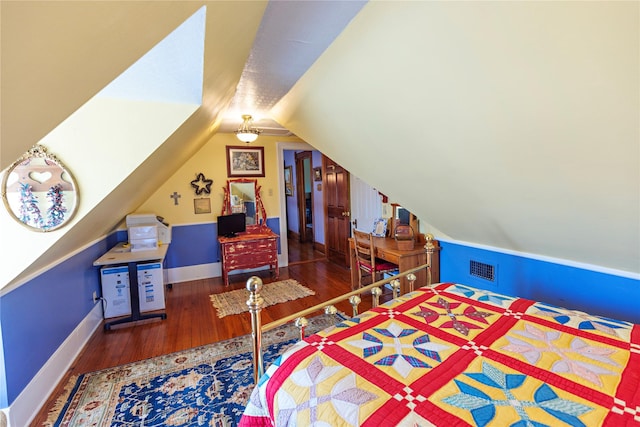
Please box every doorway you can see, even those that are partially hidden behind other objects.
[276,143,357,269]
[295,151,314,243]
[279,145,326,266]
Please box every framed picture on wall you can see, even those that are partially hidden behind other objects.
[313,166,322,181]
[194,198,211,214]
[284,166,293,196]
[226,146,265,177]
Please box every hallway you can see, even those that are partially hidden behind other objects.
[287,235,325,265]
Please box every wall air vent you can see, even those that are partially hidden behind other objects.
[470,260,495,282]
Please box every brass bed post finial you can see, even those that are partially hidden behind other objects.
[324,305,338,316]
[390,279,401,299]
[246,276,264,384]
[406,273,417,293]
[371,286,382,308]
[295,317,308,341]
[424,233,435,287]
[349,295,362,316]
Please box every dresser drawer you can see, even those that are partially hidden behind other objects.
[376,249,400,265]
[226,251,277,270]
[219,231,279,286]
[225,238,276,253]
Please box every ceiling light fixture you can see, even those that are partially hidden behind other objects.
[235,114,261,143]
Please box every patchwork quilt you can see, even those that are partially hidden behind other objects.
[239,283,640,427]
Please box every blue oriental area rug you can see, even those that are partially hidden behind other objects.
[46,314,344,427]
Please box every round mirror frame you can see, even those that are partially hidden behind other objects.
[1,145,79,232]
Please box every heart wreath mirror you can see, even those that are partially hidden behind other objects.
[1,145,79,232]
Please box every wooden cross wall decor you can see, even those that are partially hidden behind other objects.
[170,192,181,205]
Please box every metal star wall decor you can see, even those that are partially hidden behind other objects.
[190,173,213,195]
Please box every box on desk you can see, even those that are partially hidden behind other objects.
[127,213,171,244]
[129,225,157,240]
[130,237,158,252]
[128,225,158,252]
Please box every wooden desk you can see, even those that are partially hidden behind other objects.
[94,242,169,330]
[349,236,439,294]
[218,227,279,286]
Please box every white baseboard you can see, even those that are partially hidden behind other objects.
[4,259,289,426]
[279,253,288,268]
[6,303,103,427]
[165,259,287,285]
[166,262,221,284]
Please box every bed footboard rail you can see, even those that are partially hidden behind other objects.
[246,235,438,383]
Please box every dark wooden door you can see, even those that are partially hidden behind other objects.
[323,155,351,267]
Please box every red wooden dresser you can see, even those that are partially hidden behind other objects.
[218,225,279,286]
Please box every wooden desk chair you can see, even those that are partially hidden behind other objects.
[353,229,399,290]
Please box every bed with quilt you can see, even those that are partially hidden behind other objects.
[240,282,640,426]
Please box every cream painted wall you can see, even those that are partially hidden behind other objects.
[1,1,268,290]
[0,98,198,292]
[137,133,305,226]
[1,1,268,170]
[273,1,640,274]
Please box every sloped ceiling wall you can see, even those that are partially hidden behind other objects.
[0,1,267,289]
[274,1,639,274]
[1,1,637,292]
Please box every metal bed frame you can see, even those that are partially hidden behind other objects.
[245,234,439,383]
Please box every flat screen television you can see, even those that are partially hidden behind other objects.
[217,213,246,237]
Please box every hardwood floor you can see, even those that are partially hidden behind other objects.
[31,239,379,425]
[287,235,326,264]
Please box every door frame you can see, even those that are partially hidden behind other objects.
[276,141,315,268]
[295,151,314,243]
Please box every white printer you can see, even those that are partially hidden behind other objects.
[126,214,171,251]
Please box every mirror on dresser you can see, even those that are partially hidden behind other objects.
[390,203,420,236]
[221,178,267,226]
[218,178,278,286]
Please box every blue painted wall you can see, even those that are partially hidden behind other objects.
[439,241,640,324]
[164,218,281,268]
[164,222,217,268]
[0,231,121,405]
[312,150,325,244]
[0,220,282,406]
[1,227,635,407]
[284,150,299,234]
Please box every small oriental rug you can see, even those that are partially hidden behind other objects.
[46,313,344,427]
[209,278,315,318]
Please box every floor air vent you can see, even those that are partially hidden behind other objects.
[470,260,495,282]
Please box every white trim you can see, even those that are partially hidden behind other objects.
[165,256,287,285]
[2,219,285,295]
[8,303,103,427]
[160,220,213,228]
[438,237,640,280]
[166,262,220,284]
[276,141,315,268]
[278,252,288,269]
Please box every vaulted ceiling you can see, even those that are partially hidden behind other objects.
[1,1,638,291]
